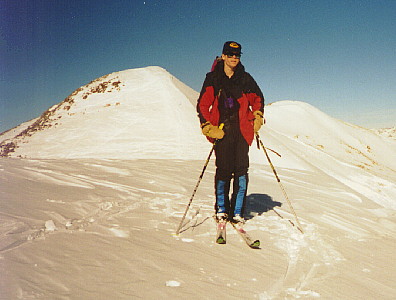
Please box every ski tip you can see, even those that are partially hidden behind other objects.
[216,237,226,244]
[250,240,260,249]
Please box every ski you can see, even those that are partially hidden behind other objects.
[231,223,260,249]
[216,220,227,244]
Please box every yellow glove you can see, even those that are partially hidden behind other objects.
[201,122,225,139]
[253,111,264,133]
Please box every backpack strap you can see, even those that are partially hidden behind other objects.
[211,56,222,72]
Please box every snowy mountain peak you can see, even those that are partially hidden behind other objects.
[0,67,207,159]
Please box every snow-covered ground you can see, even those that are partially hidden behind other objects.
[1,67,395,299]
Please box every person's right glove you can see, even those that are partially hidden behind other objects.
[201,122,225,139]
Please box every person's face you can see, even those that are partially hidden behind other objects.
[222,53,240,69]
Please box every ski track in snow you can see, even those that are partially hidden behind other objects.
[245,213,341,299]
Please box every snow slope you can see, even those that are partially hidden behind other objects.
[1,158,395,299]
[250,101,396,210]
[1,67,395,299]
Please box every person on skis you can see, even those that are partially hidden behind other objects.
[197,41,265,224]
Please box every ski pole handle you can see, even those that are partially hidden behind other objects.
[212,123,224,145]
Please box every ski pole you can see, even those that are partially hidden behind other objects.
[256,133,304,234]
[176,124,224,235]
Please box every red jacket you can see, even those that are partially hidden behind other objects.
[197,60,264,145]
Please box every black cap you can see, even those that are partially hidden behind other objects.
[222,41,242,55]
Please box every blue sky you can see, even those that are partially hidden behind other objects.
[1,0,395,133]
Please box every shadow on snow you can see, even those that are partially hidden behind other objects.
[245,193,282,221]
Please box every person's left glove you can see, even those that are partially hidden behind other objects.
[253,111,264,133]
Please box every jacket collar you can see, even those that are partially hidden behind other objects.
[214,60,245,80]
